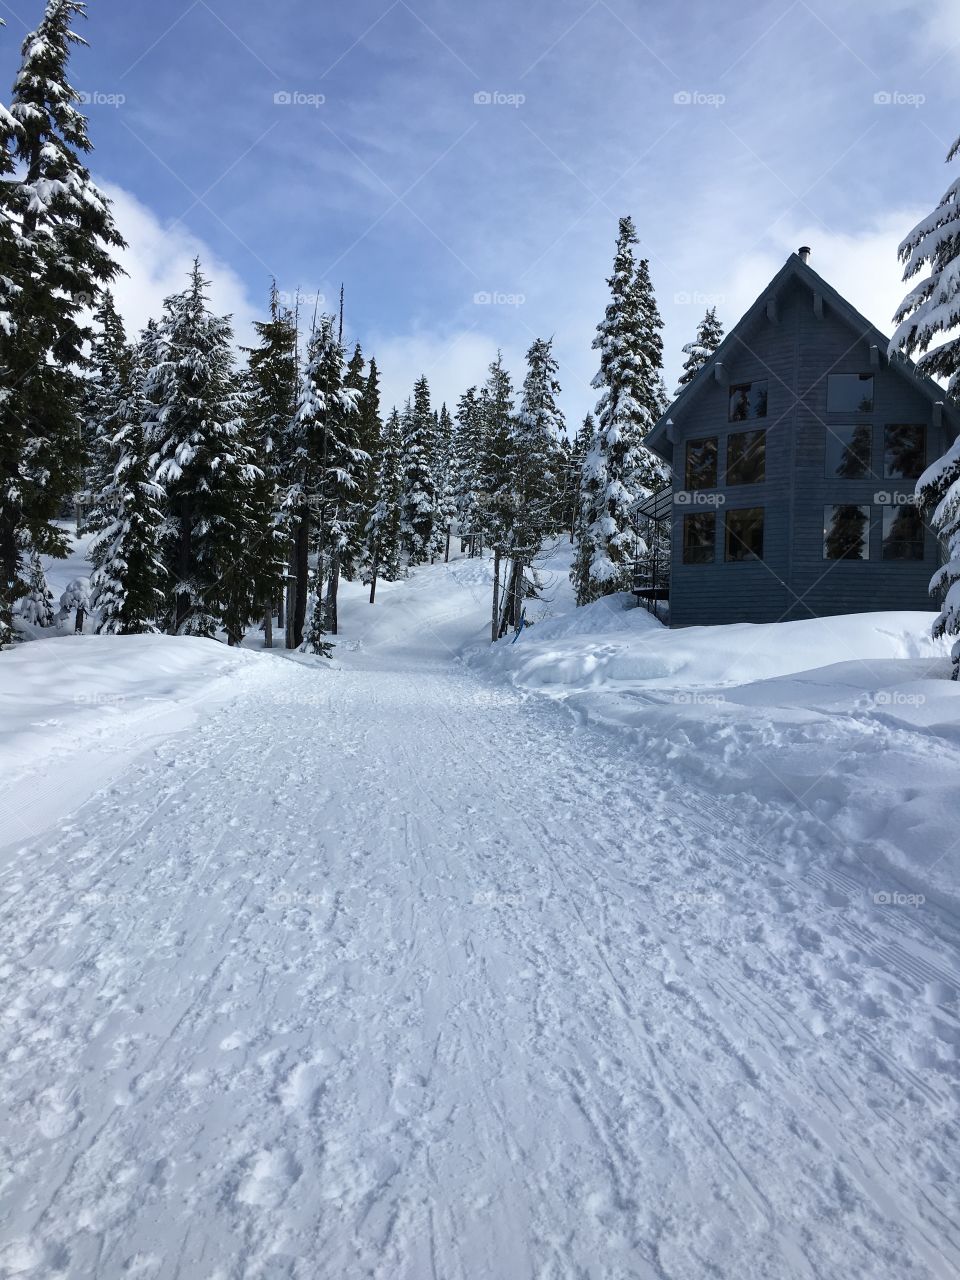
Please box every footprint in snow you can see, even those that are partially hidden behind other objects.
[236,1148,302,1208]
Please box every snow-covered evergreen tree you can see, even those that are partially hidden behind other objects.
[89,337,166,635]
[430,403,457,560]
[675,306,724,394]
[82,292,130,530]
[299,316,363,652]
[514,336,565,547]
[893,132,960,673]
[0,1,125,644]
[19,549,55,627]
[400,375,437,565]
[477,353,516,552]
[365,406,404,587]
[58,576,89,633]
[146,260,259,637]
[452,387,486,555]
[573,217,666,606]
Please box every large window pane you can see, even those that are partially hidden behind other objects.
[725,507,764,562]
[824,504,871,560]
[884,424,925,479]
[826,425,872,478]
[827,373,874,413]
[682,513,716,564]
[882,505,925,560]
[728,381,768,422]
[727,429,766,485]
[684,437,718,490]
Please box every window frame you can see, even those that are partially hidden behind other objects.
[825,424,873,480]
[823,503,872,561]
[684,436,719,491]
[728,380,768,423]
[724,506,765,563]
[883,423,926,481]
[881,503,926,562]
[726,428,767,486]
[682,512,717,565]
[826,373,875,414]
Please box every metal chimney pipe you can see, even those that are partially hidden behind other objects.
[798,245,811,263]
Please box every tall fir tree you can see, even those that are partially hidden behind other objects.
[477,353,516,552]
[82,291,131,529]
[400,375,437,565]
[452,386,485,554]
[146,260,259,637]
[301,315,363,652]
[89,337,166,634]
[365,406,404,587]
[515,336,565,548]
[573,217,666,606]
[0,1,125,644]
[675,306,724,394]
[893,131,960,673]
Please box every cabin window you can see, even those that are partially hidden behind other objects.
[726,429,766,485]
[883,424,925,479]
[725,507,764,562]
[682,513,716,564]
[728,380,768,422]
[881,505,925,560]
[823,504,871,560]
[684,437,718,489]
[827,373,874,413]
[825,425,872,478]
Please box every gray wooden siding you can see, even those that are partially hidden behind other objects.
[667,278,949,628]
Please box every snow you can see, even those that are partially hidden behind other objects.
[1,537,959,1278]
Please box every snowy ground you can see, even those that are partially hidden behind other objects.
[1,538,959,1278]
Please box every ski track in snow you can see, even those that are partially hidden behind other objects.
[2,571,960,1278]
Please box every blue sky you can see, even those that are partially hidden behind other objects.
[2,0,959,426]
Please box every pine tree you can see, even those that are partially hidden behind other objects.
[573,217,666,606]
[82,291,130,530]
[452,386,485,555]
[349,349,383,573]
[146,260,259,637]
[300,315,363,651]
[365,406,404,593]
[89,333,166,635]
[19,549,55,627]
[431,403,457,560]
[675,306,724,394]
[515,336,565,548]
[477,353,516,552]
[244,283,298,645]
[0,1,125,644]
[893,132,960,673]
[400,375,437,565]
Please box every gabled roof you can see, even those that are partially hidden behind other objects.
[646,251,960,462]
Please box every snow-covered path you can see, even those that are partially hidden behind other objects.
[3,569,960,1278]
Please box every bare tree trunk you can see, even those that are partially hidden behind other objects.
[277,587,284,630]
[293,517,309,649]
[75,605,85,635]
[444,524,451,562]
[326,553,340,635]
[262,608,273,649]
[491,547,500,644]
[369,538,380,604]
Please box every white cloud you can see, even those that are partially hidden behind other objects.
[101,182,260,348]
[365,326,510,416]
